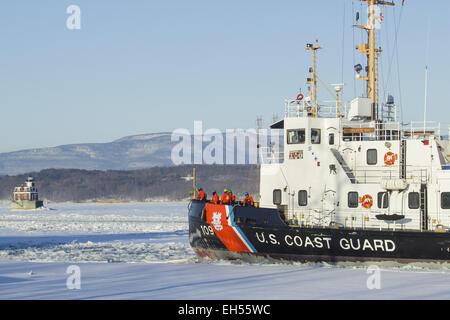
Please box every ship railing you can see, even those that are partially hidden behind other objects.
[284,99,343,119]
[403,121,450,140]
[342,122,403,142]
[341,121,450,142]
[407,168,428,184]
[351,167,428,184]
[258,146,284,164]
[291,208,450,232]
[351,168,399,184]
[289,208,423,231]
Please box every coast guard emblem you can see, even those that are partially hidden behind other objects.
[211,212,223,231]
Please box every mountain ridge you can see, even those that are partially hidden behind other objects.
[0,132,179,175]
[0,131,265,176]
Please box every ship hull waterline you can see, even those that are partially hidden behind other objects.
[188,200,450,264]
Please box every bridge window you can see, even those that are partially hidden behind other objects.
[408,192,420,209]
[298,190,308,206]
[348,192,359,208]
[441,192,450,209]
[311,129,321,144]
[287,129,305,144]
[273,189,282,205]
[367,149,377,165]
[328,133,335,145]
[377,192,389,208]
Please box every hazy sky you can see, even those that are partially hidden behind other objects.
[0,0,447,152]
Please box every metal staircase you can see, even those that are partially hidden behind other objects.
[330,148,357,184]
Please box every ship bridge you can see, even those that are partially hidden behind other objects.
[262,95,450,173]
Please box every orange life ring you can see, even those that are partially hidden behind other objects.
[296,93,304,101]
[384,152,397,166]
[361,194,373,209]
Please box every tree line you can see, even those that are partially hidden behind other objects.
[0,165,260,202]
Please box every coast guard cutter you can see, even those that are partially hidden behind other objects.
[188,0,450,263]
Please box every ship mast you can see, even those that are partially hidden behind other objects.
[355,0,395,120]
[306,40,321,117]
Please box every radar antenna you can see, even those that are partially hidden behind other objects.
[354,0,395,120]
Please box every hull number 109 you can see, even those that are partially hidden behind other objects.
[200,225,214,236]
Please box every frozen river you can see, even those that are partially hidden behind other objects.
[0,202,194,264]
[1,202,450,300]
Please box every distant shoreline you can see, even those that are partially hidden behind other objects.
[0,199,190,205]
[0,165,259,203]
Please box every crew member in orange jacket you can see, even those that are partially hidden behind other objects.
[243,192,254,206]
[211,189,219,204]
[228,189,236,204]
[196,187,207,201]
[220,189,231,204]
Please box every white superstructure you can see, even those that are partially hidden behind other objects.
[260,98,450,232]
[258,0,450,233]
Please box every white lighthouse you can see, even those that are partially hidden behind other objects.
[10,176,44,210]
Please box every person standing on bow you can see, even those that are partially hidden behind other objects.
[243,192,254,207]
[220,189,231,204]
[211,189,219,204]
[228,189,236,205]
[196,187,207,201]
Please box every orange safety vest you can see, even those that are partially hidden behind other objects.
[220,193,230,204]
[196,190,207,201]
[211,193,219,204]
[243,196,254,206]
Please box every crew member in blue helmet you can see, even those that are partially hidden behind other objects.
[243,192,254,206]
[196,187,207,201]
